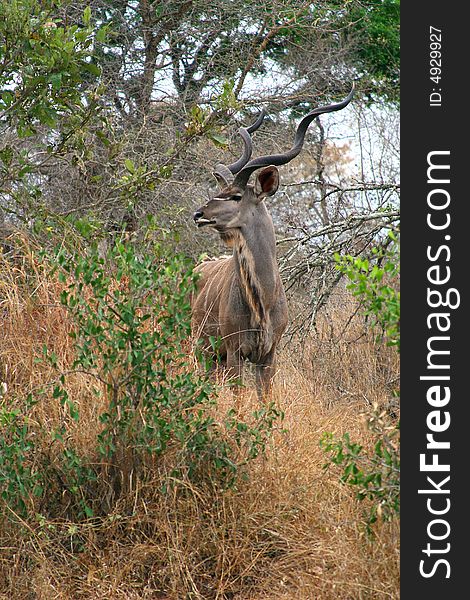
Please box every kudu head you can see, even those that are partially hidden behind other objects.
[193,85,355,235]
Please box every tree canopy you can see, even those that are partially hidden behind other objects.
[1,0,399,299]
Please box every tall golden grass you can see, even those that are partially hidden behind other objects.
[0,238,399,599]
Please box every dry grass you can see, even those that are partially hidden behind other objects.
[0,240,399,599]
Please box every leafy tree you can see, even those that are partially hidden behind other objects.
[1,0,400,331]
[241,0,400,106]
[0,0,101,134]
[0,0,103,223]
[57,0,398,120]
[343,0,400,102]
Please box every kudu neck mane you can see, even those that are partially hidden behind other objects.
[220,206,278,329]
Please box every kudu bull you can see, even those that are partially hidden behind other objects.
[192,87,354,399]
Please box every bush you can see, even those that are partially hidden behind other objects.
[0,233,281,520]
[320,406,400,528]
[334,233,400,351]
[0,394,43,515]
[322,234,400,529]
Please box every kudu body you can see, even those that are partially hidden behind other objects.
[192,87,354,398]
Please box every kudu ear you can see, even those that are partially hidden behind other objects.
[254,166,279,201]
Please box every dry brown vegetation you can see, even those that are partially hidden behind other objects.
[0,240,399,600]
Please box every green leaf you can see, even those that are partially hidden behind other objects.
[82,61,101,77]
[83,6,92,26]
[208,131,229,147]
[124,158,135,174]
[49,73,62,91]
[95,26,108,43]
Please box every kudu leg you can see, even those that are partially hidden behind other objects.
[226,349,243,393]
[255,351,276,401]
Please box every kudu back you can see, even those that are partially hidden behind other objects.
[192,87,354,399]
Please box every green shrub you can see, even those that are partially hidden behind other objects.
[334,233,400,351]
[320,406,400,529]
[0,234,282,520]
[0,394,43,516]
[322,233,400,529]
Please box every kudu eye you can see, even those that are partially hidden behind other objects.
[230,194,242,202]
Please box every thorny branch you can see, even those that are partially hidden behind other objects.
[278,207,399,338]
